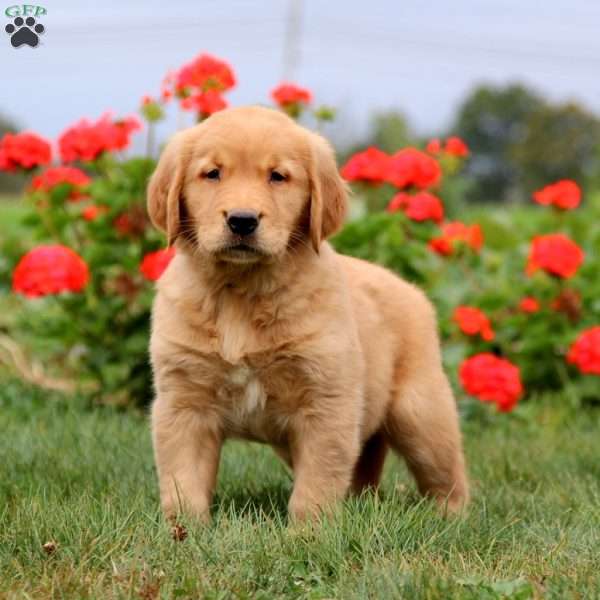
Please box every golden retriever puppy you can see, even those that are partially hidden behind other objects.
[147,106,469,523]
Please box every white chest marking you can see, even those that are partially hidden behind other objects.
[227,365,267,418]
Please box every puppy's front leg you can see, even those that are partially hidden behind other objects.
[152,398,222,523]
[287,405,361,522]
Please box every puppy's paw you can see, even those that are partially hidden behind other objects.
[288,495,324,524]
[162,501,212,527]
[435,490,470,518]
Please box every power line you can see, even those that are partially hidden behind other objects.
[38,19,600,70]
[304,20,600,68]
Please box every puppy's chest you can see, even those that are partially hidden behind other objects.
[183,294,320,440]
[217,359,301,442]
[219,363,269,439]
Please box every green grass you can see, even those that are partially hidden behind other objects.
[1,380,599,599]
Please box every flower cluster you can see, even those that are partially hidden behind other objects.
[387,191,444,223]
[13,245,89,297]
[340,147,390,184]
[30,166,91,200]
[0,116,142,172]
[176,53,236,94]
[180,89,227,116]
[341,146,441,189]
[81,204,108,221]
[533,179,581,210]
[3,50,598,411]
[13,242,174,291]
[387,148,441,188]
[453,306,495,341]
[271,83,311,107]
[341,134,596,413]
[173,53,236,119]
[519,297,540,314]
[459,353,523,412]
[58,114,141,163]
[451,192,591,407]
[567,327,600,375]
[526,233,584,279]
[429,222,483,256]
[342,139,482,273]
[0,132,52,170]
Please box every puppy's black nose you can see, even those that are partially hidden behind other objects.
[226,211,259,236]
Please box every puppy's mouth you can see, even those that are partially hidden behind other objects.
[216,242,266,264]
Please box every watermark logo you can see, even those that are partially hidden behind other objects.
[5,4,46,47]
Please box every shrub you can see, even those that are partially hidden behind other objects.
[0,54,329,405]
[1,52,599,411]
[8,153,161,403]
[334,149,600,408]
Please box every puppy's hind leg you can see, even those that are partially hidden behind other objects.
[351,430,388,495]
[385,371,469,514]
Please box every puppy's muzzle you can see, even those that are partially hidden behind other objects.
[226,210,259,237]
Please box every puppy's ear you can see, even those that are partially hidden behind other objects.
[308,132,348,253]
[147,132,188,246]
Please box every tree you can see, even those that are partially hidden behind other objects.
[452,84,546,202]
[511,102,600,193]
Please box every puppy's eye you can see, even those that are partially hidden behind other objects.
[269,170,287,183]
[204,168,220,180]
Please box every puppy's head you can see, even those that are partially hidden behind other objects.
[147,106,347,265]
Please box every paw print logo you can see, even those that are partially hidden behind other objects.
[5,16,45,48]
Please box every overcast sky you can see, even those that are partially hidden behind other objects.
[2,0,600,149]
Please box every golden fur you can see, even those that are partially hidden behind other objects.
[147,106,469,522]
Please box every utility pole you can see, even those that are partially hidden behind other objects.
[282,0,303,81]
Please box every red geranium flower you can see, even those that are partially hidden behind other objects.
[30,166,91,201]
[567,326,600,375]
[532,180,581,210]
[444,136,469,157]
[425,138,441,155]
[180,90,228,116]
[459,353,523,412]
[58,119,105,162]
[13,245,89,297]
[82,204,108,221]
[340,147,390,184]
[526,234,584,279]
[429,221,484,256]
[386,148,441,189]
[518,297,540,314]
[140,248,175,281]
[453,306,495,341]
[175,53,236,94]
[58,114,141,163]
[271,83,312,107]
[102,116,142,152]
[0,132,52,171]
[387,191,444,223]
